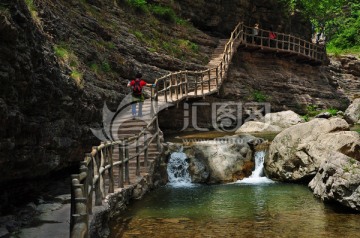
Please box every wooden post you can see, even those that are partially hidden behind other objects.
[289,36,291,51]
[85,153,93,214]
[164,80,168,103]
[208,70,211,93]
[108,145,114,193]
[194,74,198,96]
[99,147,105,198]
[70,174,79,231]
[155,83,159,102]
[156,115,161,151]
[297,39,300,53]
[174,74,179,100]
[94,150,102,206]
[136,136,140,176]
[200,73,204,97]
[185,73,189,100]
[219,62,223,82]
[169,75,173,101]
[70,174,89,238]
[215,67,219,88]
[124,140,130,185]
[118,143,124,188]
[144,132,148,167]
[179,74,183,99]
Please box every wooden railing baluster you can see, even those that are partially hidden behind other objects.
[136,137,140,176]
[124,140,130,185]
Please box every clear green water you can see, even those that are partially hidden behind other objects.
[109,183,359,238]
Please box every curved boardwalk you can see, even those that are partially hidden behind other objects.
[70,22,327,237]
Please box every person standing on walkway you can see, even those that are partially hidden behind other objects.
[127,73,154,119]
[252,23,260,44]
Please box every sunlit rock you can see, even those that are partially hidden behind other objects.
[345,98,360,124]
[264,118,352,182]
[309,153,360,211]
[236,110,303,134]
[183,135,263,183]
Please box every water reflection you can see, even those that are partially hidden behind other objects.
[109,184,360,238]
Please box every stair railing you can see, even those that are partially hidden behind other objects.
[70,101,161,238]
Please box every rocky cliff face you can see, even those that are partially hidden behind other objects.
[0,0,356,213]
[0,0,314,185]
[0,0,216,188]
[221,51,350,114]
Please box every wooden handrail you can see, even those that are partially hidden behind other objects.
[70,99,161,238]
[70,21,327,238]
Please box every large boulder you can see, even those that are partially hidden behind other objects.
[236,110,303,134]
[309,152,360,211]
[184,135,263,183]
[344,98,360,124]
[264,118,351,182]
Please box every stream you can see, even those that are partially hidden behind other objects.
[109,149,360,238]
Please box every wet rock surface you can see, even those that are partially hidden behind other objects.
[182,135,263,183]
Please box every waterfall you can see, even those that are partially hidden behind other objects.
[237,151,274,184]
[167,151,193,187]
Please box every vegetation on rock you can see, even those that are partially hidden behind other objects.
[280,0,360,55]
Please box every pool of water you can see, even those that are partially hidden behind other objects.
[109,183,359,238]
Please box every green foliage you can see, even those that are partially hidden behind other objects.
[252,90,268,102]
[25,0,40,22]
[280,0,360,52]
[54,45,69,59]
[125,0,148,12]
[25,0,36,12]
[89,62,111,74]
[325,108,338,116]
[133,31,144,40]
[90,63,99,74]
[101,61,111,72]
[0,3,10,16]
[327,8,360,51]
[177,39,199,53]
[306,104,319,117]
[150,5,176,22]
[301,115,310,122]
[54,44,83,86]
[350,158,357,165]
[303,105,339,119]
[105,42,116,49]
[71,70,83,87]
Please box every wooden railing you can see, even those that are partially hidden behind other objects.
[153,21,243,103]
[240,24,327,62]
[70,102,161,237]
[70,21,327,238]
[152,22,326,103]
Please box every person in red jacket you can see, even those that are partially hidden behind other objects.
[127,73,154,119]
[268,26,277,47]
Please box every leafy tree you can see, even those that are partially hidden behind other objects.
[280,0,360,52]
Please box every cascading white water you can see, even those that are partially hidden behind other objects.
[237,151,274,184]
[167,151,193,187]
